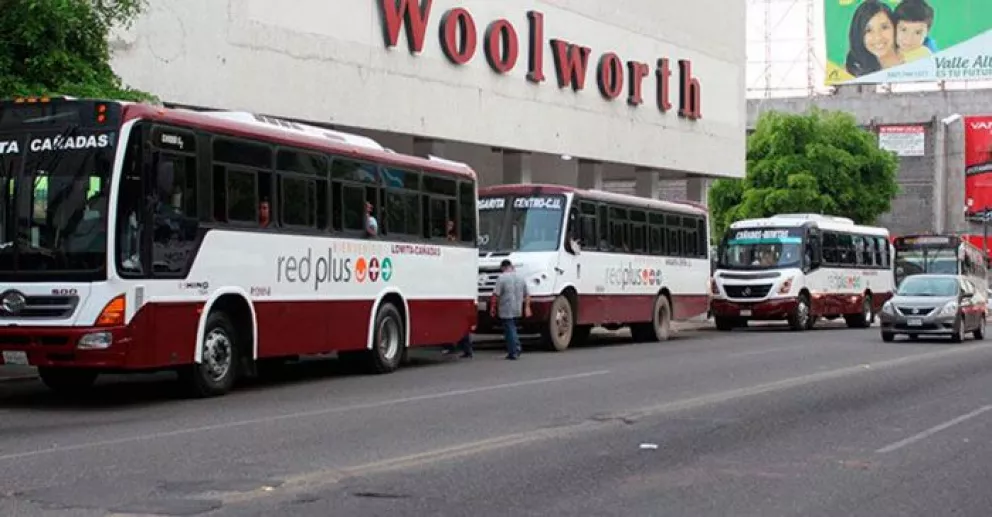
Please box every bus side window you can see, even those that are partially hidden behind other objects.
[806,232,821,269]
[151,154,199,277]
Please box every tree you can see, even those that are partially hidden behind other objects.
[709,109,899,239]
[0,0,153,100]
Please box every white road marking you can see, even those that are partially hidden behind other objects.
[0,370,609,462]
[875,405,992,454]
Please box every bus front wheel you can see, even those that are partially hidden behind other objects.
[542,295,575,352]
[179,311,240,398]
[788,294,812,331]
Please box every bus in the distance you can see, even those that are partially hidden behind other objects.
[0,97,478,396]
[710,214,894,331]
[893,234,988,293]
[476,184,711,351]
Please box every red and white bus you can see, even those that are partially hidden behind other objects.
[476,184,711,350]
[0,97,478,396]
[893,234,988,294]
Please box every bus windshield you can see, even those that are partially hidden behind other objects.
[477,194,565,253]
[894,247,958,284]
[0,122,116,279]
[718,227,804,270]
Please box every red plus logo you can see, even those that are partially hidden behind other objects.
[368,257,381,282]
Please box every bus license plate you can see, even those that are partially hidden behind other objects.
[907,318,923,327]
[2,351,28,366]
[740,310,752,317]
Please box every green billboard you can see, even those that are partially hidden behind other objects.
[825,0,992,85]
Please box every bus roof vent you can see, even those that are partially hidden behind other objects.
[773,213,856,225]
[197,111,385,151]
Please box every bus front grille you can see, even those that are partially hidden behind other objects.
[724,284,773,299]
[0,295,79,320]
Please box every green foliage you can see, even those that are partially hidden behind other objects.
[0,0,154,101]
[708,109,900,239]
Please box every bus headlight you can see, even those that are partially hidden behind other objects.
[710,278,720,295]
[778,278,794,295]
[78,332,113,350]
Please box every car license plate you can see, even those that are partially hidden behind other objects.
[907,318,923,327]
[2,351,28,366]
[740,310,752,317]
[478,300,487,311]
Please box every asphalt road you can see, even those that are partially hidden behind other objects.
[2,322,992,516]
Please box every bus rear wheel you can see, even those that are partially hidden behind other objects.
[631,295,672,342]
[179,311,239,398]
[38,368,98,394]
[845,294,873,328]
[364,302,405,374]
[542,295,575,352]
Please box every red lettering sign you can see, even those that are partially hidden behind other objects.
[379,0,433,53]
[376,1,702,119]
[439,8,477,65]
[484,19,519,73]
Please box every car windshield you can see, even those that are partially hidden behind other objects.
[897,276,959,297]
[477,195,565,253]
[718,227,804,270]
[0,128,114,279]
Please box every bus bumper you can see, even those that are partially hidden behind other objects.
[0,326,132,369]
[710,297,799,320]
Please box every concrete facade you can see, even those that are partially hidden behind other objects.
[111,0,747,199]
[747,87,992,237]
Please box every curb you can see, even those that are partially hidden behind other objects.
[471,320,713,345]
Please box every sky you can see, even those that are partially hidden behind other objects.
[745,0,991,98]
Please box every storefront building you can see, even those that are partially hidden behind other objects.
[112,0,746,201]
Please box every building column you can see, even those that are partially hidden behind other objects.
[577,160,603,190]
[634,167,660,199]
[685,177,709,205]
[502,151,532,184]
[945,119,967,233]
[934,120,947,233]
[413,137,446,159]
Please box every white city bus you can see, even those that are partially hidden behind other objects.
[710,214,895,331]
[0,97,478,396]
[476,185,711,350]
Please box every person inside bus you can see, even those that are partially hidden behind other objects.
[365,201,379,238]
[446,220,457,241]
[259,200,272,228]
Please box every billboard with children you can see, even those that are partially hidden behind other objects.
[825,0,992,85]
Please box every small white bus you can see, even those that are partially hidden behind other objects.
[710,214,894,331]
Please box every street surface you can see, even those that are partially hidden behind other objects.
[2,323,992,516]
